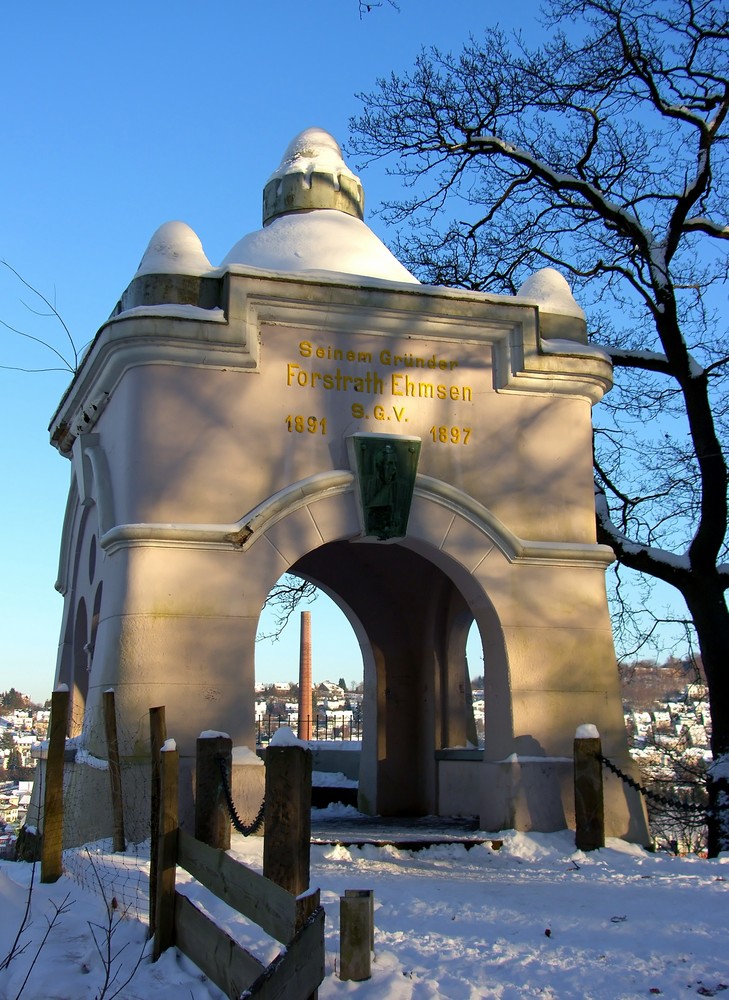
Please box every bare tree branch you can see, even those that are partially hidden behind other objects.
[1,261,79,373]
[257,574,318,641]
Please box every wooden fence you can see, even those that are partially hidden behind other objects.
[40,688,128,882]
[152,742,325,1000]
[37,694,624,992]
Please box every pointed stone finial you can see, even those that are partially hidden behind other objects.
[516,268,585,320]
[135,221,212,276]
[262,127,364,225]
[516,267,587,343]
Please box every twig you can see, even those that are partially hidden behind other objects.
[0,857,36,971]
[83,848,149,999]
[13,892,73,1000]
[0,260,79,372]
[0,764,45,974]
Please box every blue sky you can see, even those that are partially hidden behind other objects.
[1,0,548,701]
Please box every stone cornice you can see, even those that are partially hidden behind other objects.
[49,268,613,455]
[98,469,613,569]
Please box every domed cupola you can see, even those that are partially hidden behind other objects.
[222,128,418,284]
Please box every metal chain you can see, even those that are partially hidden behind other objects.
[599,753,707,816]
[216,755,266,836]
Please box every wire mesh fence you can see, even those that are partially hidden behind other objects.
[62,839,151,921]
[28,694,156,918]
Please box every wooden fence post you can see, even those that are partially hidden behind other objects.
[574,725,605,851]
[41,687,69,883]
[153,742,179,961]
[263,745,312,896]
[195,733,232,850]
[340,890,374,981]
[345,888,374,952]
[148,706,167,937]
[103,690,125,853]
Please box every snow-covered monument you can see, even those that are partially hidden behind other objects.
[48,128,648,843]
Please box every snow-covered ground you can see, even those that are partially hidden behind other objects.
[1,825,728,999]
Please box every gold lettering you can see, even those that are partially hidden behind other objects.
[288,352,469,402]
[298,339,374,364]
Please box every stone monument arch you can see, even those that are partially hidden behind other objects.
[48,127,649,844]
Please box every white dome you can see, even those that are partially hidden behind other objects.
[516,268,585,320]
[135,221,212,277]
[223,127,417,284]
[222,208,418,284]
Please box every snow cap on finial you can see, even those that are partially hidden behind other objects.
[222,128,417,283]
[516,268,586,320]
[134,221,212,277]
[516,267,587,343]
[262,127,365,225]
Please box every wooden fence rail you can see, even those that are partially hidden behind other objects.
[152,741,324,1000]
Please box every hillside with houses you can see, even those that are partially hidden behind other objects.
[255,679,364,741]
[0,658,713,855]
[0,692,49,857]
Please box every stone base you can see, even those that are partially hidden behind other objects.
[28,756,153,849]
[479,757,650,844]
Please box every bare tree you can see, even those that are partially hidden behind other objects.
[1,261,81,374]
[358,0,399,17]
[257,575,318,641]
[350,0,729,852]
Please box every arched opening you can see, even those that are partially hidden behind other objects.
[56,504,101,737]
[255,577,364,743]
[70,597,89,736]
[467,620,486,747]
[277,539,492,816]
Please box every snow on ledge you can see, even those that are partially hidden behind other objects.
[498,754,573,763]
[540,338,611,363]
[115,304,226,321]
[75,748,109,770]
[312,769,357,788]
[305,740,361,751]
[233,745,263,766]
